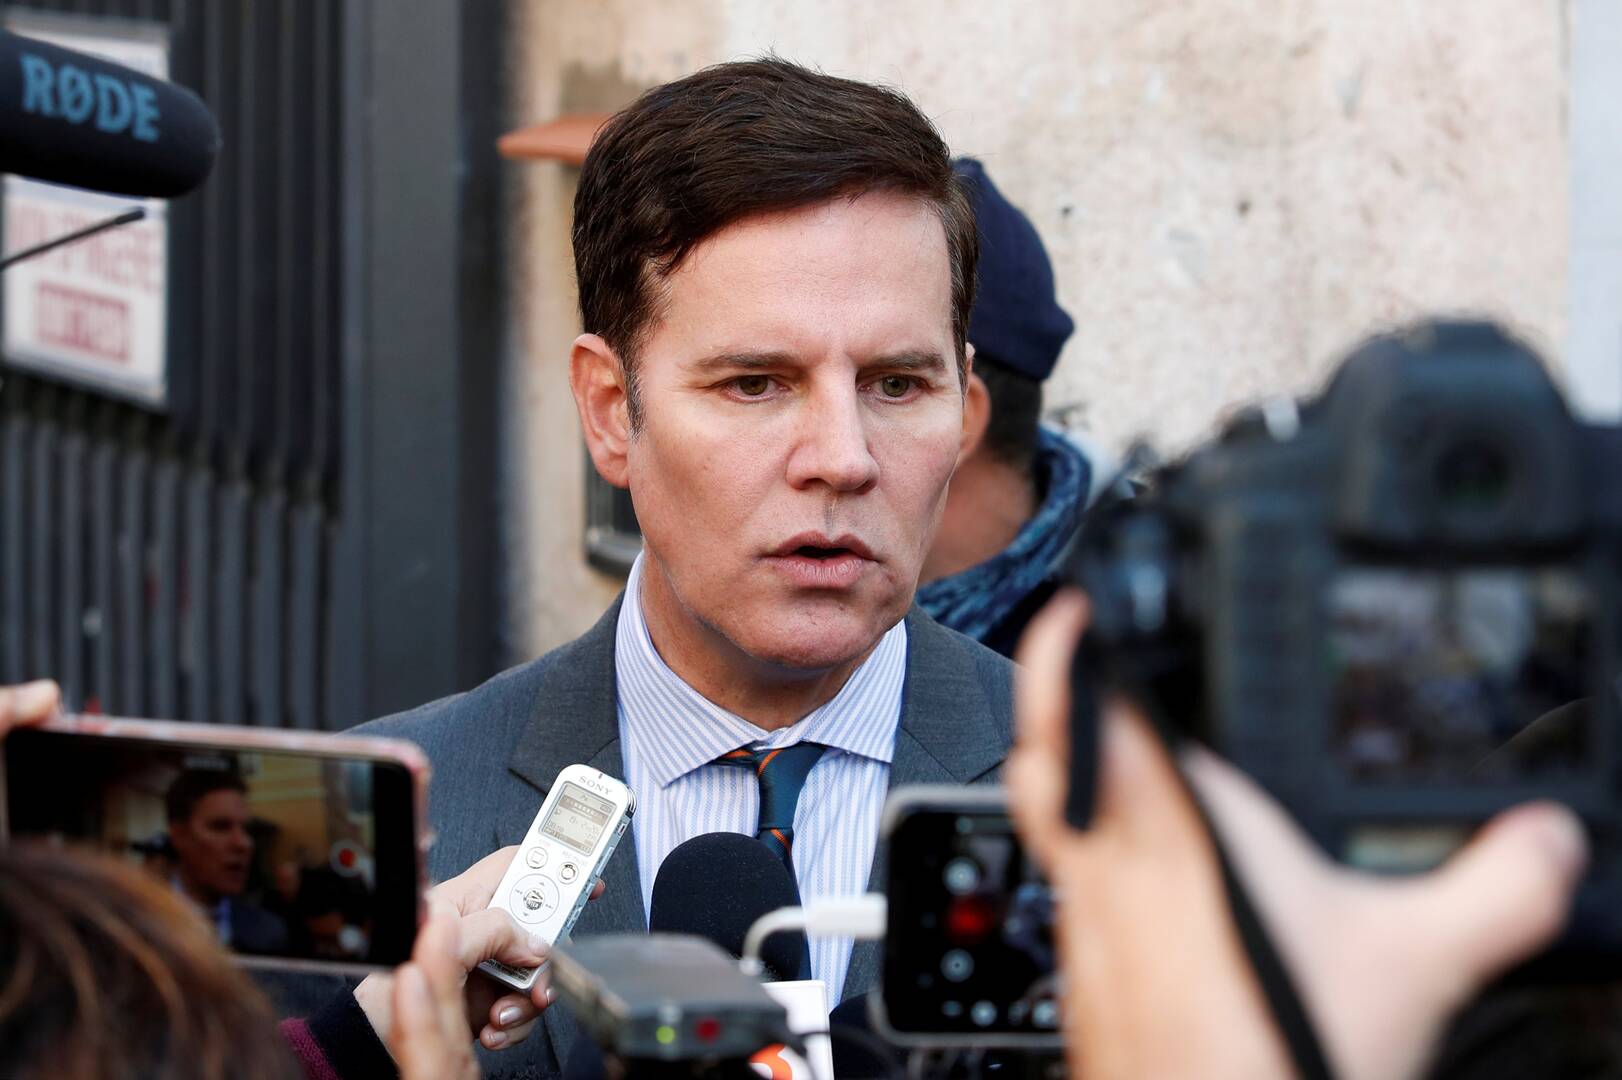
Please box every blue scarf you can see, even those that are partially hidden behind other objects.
[917,426,1092,645]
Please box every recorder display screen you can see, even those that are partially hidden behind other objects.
[539,782,615,856]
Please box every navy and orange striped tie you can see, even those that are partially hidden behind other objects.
[716,741,828,874]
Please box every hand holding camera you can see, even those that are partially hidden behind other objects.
[1010,589,1589,1080]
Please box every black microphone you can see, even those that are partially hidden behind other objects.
[561,833,809,1080]
[649,832,809,982]
[1,30,220,198]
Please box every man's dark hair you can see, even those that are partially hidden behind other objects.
[573,57,978,427]
[165,768,248,825]
[975,356,1044,474]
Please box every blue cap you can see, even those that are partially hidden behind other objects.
[954,158,1074,382]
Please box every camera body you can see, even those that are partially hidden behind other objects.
[1070,321,1622,967]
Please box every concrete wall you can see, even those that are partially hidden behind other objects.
[498,0,1571,661]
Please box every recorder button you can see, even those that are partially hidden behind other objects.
[558,862,579,884]
[511,874,559,923]
[525,848,548,870]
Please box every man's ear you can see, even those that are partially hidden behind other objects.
[959,368,992,467]
[570,333,633,489]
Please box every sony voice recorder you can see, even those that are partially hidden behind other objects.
[479,764,635,993]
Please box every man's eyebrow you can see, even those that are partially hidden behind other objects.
[686,349,951,373]
[866,350,951,373]
[687,350,800,373]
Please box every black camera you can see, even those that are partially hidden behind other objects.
[1068,320,1622,968]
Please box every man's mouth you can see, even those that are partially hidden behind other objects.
[793,544,849,560]
[769,533,876,561]
[765,533,876,589]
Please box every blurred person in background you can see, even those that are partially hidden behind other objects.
[917,158,1099,658]
[0,841,302,1080]
[165,766,291,955]
[0,840,537,1080]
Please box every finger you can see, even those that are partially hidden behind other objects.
[1007,591,1090,867]
[488,992,540,1034]
[412,913,473,1044]
[1093,697,1208,847]
[0,680,61,738]
[480,1013,541,1051]
[431,846,523,915]
[590,879,606,900]
[1394,800,1587,1009]
[1012,589,1089,762]
[456,907,550,970]
[391,963,470,1080]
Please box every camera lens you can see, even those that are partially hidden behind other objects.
[1434,442,1511,512]
[943,857,981,895]
[941,949,974,982]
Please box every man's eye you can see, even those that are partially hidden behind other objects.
[878,376,913,398]
[733,375,771,397]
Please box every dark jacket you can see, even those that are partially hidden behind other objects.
[281,598,1015,1079]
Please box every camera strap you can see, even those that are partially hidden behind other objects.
[1203,815,1337,1080]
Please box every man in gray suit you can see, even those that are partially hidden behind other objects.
[346,58,1013,1077]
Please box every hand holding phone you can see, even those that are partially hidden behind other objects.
[0,680,61,737]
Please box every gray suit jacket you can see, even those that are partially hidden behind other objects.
[356,597,1014,1078]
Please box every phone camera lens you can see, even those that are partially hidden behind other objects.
[943,857,980,895]
[941,949,974,982]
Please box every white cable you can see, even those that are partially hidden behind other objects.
[739,895,888,977]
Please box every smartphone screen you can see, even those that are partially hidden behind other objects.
[882,799,1059,1042]
[1,726,422,969]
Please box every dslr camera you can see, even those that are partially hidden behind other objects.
[1069,320,1622,969]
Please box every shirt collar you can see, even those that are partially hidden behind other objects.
[616,553,906,788]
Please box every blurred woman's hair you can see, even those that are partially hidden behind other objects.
[0,842,298,1080]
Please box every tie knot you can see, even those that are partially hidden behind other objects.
[716,741,827,836]
[719,740,826,776]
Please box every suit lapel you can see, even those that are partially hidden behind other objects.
[840,610,1013,1002]
[494,597,648,1068]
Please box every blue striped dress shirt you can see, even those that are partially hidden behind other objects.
[615,554,905,997]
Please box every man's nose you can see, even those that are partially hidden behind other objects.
[785,384,880,493]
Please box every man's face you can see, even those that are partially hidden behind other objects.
[624,192,966,672]
[170,788,254,899]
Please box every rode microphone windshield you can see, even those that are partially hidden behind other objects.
[1,30,220,198]
[649,832,807,983]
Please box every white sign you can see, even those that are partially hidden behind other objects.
[2,21,171,406]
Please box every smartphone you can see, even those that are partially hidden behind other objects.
[480,763,635,993]
[874,785,1061,1047]
[0,715,430,975]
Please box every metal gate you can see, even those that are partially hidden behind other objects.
[0,0,504,728]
